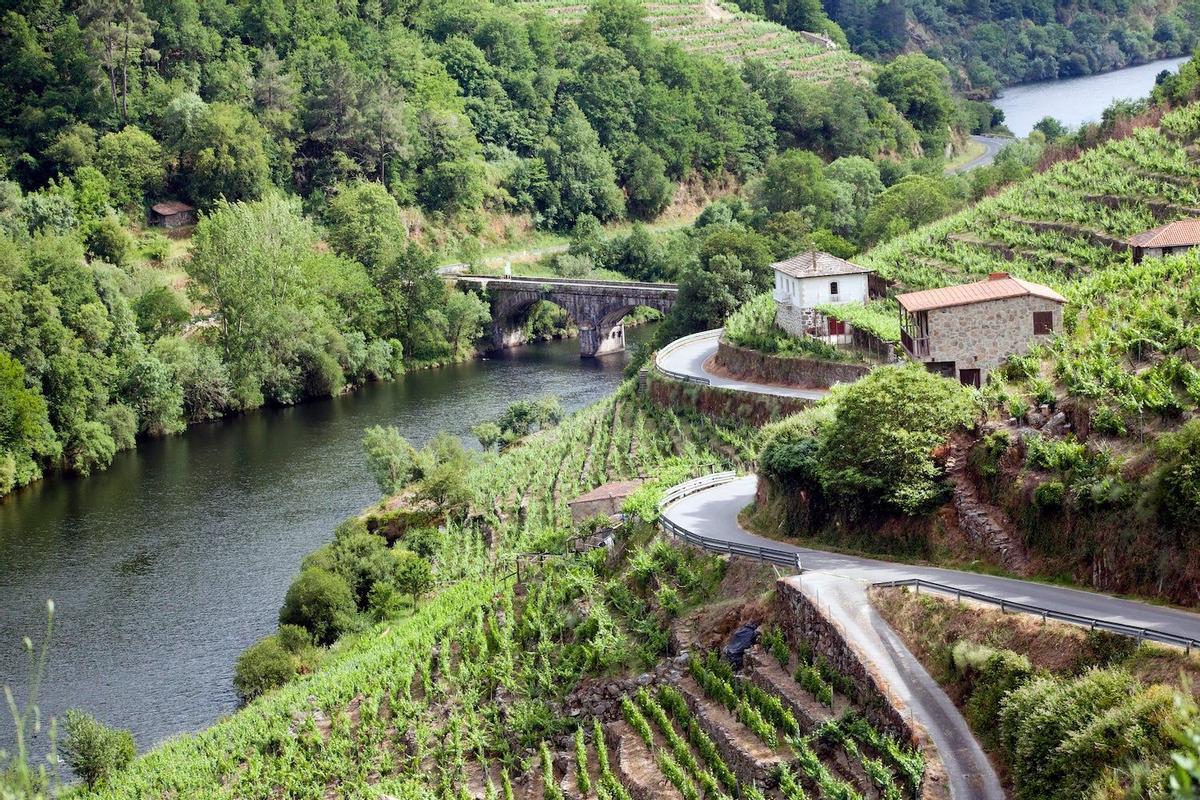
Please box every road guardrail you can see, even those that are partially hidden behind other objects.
[875,578,1200,654]
[653,329,722,385]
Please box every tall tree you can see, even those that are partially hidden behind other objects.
[78,0,157,124]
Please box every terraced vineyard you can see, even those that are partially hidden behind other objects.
[519,0,869,83]
[490,646,924,800]
[857,104,1200,431]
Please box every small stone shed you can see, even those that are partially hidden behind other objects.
[1128,218,1200,263]
[568,479,644,525]
[897,271,1066,386]
[148,200,196,229]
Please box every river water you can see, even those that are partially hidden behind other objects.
[0,329,651,751]
[994,55,1191,137]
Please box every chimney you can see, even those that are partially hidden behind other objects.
[988,271,1010,281]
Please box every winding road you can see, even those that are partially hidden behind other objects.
[655,329,829,400]
[948,135,1011,174]
[662,475,1200,799]
[653,327,1200,798]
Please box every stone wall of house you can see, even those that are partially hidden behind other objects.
[925,295,1062,379]
[774,302,817,338]
[715,338,872,389]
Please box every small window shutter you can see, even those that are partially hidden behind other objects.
[830,281,838,295]
[1033,311,1053,334]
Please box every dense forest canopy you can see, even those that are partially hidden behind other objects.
[736,0,1200,93]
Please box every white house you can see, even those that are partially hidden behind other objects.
[772,251,873,337]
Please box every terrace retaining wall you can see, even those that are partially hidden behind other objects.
[714,339,872,389]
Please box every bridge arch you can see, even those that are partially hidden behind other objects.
[457,276,678,357]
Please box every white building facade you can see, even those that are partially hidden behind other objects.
[772,251,873,337]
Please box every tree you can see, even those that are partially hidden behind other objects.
[362,424,417,495]
[325,181,407,269]
[233,636,296,701]
[442,290,490,359]
[278,567,356,645]
[538,99,625,228]
[753,149,833,221]
[393,550,433,604]
[861,175,953,244]
[78,0,157,124]
[0,353,59,496]
[816,364,975,513]
[416,431,472,509]
[624,144,674,220]
[95,127,164,209]
[133,286,188,342]
[180,103,271,207]
[874,54,953,151]
[472,421,502,450]
[60,709,136,789]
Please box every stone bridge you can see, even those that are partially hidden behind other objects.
[456,275,678,357]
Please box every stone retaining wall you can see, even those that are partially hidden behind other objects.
[645,370,811,425]
[715,339,872,390]
[773,579,950,800]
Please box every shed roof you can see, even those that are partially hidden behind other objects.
[568,479,644,506]
[151,200,195,216]
[1127,218,1200,248]
[770,251,871,279]
[897,272,1066,313]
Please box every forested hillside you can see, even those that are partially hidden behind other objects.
[0,0,958,499]
[740,0,1200,93]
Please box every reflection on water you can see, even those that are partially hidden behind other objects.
[0,328,651,748]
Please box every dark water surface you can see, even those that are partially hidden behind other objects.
[994,55,1191,136]
[0,328,651,750]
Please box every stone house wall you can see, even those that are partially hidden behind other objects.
[924,295,1063,380]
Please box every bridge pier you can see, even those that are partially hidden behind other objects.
[579,322,626,358]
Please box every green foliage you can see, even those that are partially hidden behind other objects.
[60,710,135,789]
[362,425,418,496]
[278,567,357,645]
[952,643,1033,745]
[724,293,849,360]
[1154,419,1200,535]
[233,636,297,702]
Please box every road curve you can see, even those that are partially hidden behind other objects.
[655,329,829,400]
[662,475,1200,799]
[664,476,1200,651]
[949,135,1010,174]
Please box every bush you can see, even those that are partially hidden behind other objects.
[60,709,136,788]
[1032,480,1065,511]
[953,643,1033,743]
[279,567,356,645]
[234,635,296,701]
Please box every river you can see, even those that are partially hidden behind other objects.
[994,55,1191,137]
[0,328,651,751]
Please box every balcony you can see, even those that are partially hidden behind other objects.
[901,329,929,357]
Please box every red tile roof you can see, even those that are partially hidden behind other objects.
[151,201,194,215]
[568,479,644,505]
[1127,218,1200,248]
[897,272,1066,313]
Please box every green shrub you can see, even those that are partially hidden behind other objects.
[234,635,297,701]
[279,566,356,645]
[60,709,136,788]
[953,643,1032,744]
[1032,480,1065,511]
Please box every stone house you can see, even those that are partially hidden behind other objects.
[772,251,873,338]
[1128,218,1200,263]
[568,479,643,525]
[148,200,196,229]
[896,272,1066,387]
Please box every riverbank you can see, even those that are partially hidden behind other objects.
[0,331,657,751]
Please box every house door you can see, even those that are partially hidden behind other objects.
[827,319,845,335]
[959,368,981,388]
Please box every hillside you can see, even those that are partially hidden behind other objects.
[754,102,1200,603]
[821,0,1200,93]
[519,0,869,82]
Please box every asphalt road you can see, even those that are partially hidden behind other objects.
[664,476,1200,646]
[663,475,1200,799]
[655,329,829,400]
[949,135,1010,173]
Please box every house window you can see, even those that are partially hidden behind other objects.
[829,281,839,297]
[1032,311,1054,335]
